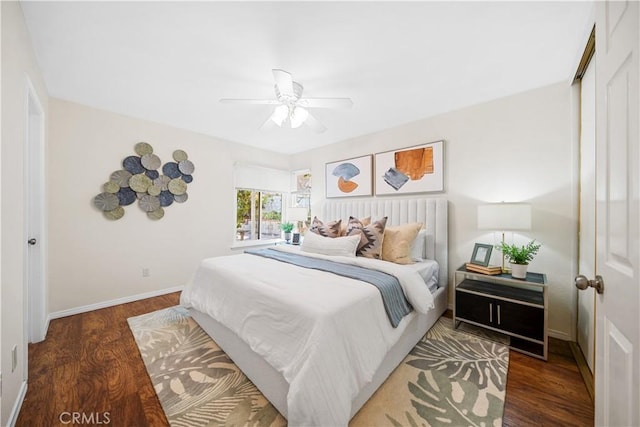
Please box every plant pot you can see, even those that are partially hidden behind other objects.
[510,263,528,279]
[284,232,292,243]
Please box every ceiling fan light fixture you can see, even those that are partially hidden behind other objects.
[290,106,309,129]
[271,104,289,126]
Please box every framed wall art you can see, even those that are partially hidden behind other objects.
[374,140,444,195]
[325,155,373,198]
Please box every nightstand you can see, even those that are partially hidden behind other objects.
[453,265,548,360]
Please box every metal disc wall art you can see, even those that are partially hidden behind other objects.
[93,142,194,220]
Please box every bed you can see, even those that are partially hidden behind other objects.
[181,197,448,426]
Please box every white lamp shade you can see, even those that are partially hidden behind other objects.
[477,203,531,231]
[288,207,308,222]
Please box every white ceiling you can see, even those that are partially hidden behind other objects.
[21,1,593,154]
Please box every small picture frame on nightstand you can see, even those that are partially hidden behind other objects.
[470,243,493,267]
[292,233,301,245]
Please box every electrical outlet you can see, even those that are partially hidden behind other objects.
[142,268,150,277]
[11,345,17,373]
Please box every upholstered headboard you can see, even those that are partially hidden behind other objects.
[318,197,448,288]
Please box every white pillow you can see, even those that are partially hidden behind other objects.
[301,231,360,257]
[410,229,427,261]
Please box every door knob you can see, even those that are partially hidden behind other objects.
[27,238,37,245]
[575,274,604,294]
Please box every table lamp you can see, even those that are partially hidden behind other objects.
[477,202,532,272]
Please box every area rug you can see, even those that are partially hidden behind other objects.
[128,307,509,427]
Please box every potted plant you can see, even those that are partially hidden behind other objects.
[281,222,294,243]
[495,240,541,279]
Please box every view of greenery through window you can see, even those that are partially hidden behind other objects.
[236,189,282,241]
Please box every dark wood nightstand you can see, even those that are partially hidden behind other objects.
[454,265,548,360]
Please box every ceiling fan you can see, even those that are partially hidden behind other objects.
[220,69,353,133]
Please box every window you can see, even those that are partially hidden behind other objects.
[233,164,290,243]
[236,189,283,242]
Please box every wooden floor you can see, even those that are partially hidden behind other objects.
[17,293,594,426]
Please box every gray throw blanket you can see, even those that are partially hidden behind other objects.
[245,248,412,327]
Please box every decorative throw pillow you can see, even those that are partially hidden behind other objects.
[382,223,423,264]
[340,216,371,236]
[301,231,360,257]
[310,216,342,238]
[347,216,388,259]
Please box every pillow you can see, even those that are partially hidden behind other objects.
[410,229,428,261]
[340,216,371,236]
[381,223,423,264]
[310,216,342,238]
[301,231,360,257]
[347,216,388,259]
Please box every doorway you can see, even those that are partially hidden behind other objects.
[575,26,596,399]
[25,77,47,345]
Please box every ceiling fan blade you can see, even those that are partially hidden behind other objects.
[219,99,280,105]
[272,69,294,97]
[303,111,327,133]
[297,98,353,109]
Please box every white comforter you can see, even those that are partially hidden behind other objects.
[180,246,435,426]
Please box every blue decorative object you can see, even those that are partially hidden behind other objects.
[182,174,193,183]
[162,162,181,179]
[116,187,137,206]
[123,155,145,174]
[158,190,175,207]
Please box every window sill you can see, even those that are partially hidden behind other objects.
[231,238,283,250]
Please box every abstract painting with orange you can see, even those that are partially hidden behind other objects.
[394,147,434,180]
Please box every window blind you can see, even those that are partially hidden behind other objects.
[233,163,290,193]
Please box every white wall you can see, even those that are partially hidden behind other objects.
[47,99,290,314]
[1,2,50,424]
[291,82,579,340]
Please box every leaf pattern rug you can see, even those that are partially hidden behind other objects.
[128,306,509,427]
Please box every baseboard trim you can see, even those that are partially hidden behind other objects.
[569,341,595,401]
[48,286,183,321]
[548,328,572,341]
[6,380,28,427]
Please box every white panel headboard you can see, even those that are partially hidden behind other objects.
[318,197,448,288]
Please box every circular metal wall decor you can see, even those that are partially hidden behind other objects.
[103,181,120,194]
[134,142,154,156]
[147,207,165,220]
[123,155,145,174]
[110,170,132,187]
[93,143,195,220]
[129,173,152,193]
[104,206,125,220]
[162,162,181,179]
[173,149,188,162]
[94,192,119,211]
[141,153,161,170]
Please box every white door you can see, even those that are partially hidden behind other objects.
[594,1,639,425]
[577,57,596,373]
[25,78,47,344]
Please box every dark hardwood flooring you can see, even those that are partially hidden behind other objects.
[17,293,593,426]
